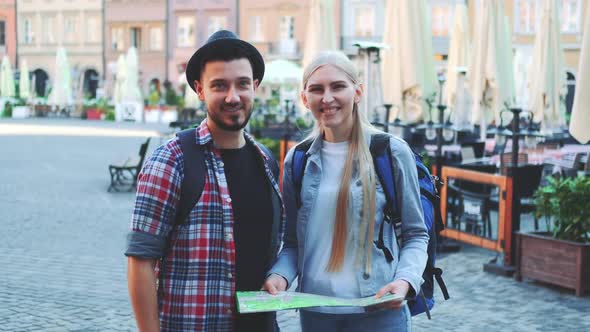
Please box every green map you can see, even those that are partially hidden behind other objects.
[236,291,404,313]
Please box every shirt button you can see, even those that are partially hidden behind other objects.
[228,272,233,279]
[227,308,233,314]
[219,161,224,167]
[226,197,232,203]
[225,233,233,241]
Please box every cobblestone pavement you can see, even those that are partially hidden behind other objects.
[1,119,588,332]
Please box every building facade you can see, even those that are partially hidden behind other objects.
[105,0,167,96]
[340,0,385,54]
[239,0,339,61]
[0,0,16,65]
[168,0,236,86]
[17,0,103,98]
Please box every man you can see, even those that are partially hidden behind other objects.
[126,30,285,331]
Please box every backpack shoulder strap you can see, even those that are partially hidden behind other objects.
[370,133,398,215]
[292,139,313,209]
[175,128,206,226]
[370,133,397,263]
[255,141,280,180]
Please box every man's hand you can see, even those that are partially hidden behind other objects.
[261,274,288,295]
[373,279,411,310]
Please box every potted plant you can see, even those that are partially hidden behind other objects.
[515,176,590,296]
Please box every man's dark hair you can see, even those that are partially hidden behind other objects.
[198,43,256,81]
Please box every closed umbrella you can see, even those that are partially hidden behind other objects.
[0,56,15,98]
[19,59,30,100]
[382,0,437,123]
[301,0,338,69]
[569,3,590,144]
[529,0,566,134]
[123,47,142,102]
[468,0,514,137]
[48,47,73,107]
[114,54,127,103]
[444,3,470,108]
[184,79,201,109]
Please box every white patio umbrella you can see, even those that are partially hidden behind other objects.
[113,54,127,103]
[19,59,31,100]
[569,4,590,144]
[123,47,142,102]
[444,3,470,108]
[468,0,515,137]
[528,0,566,134]
[301,0,338,69]
[48,47,73,107]
[183,80,201,109]
[264,59,302,86]
[0,56,15,98]
[382,0,437,123]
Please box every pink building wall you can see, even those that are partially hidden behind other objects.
[0,0,16,65]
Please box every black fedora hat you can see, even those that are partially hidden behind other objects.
[185,30,265,92]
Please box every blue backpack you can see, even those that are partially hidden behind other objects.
[292,133,449,319]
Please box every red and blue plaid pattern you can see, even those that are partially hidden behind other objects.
[130,120,285,331]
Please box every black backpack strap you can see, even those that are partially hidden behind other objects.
[434,267,450,300]
[292,139,313,209]
[175,128,206,226]
[255,142,280,180]
[369,133,397,263]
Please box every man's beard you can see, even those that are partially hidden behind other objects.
[207,102,253,131]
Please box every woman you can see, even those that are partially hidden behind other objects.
[263,51,428,331]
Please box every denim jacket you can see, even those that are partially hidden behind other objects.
[269,130,429,297]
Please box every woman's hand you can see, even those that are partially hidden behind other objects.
[373,279,411,310]
[261,274,288,295]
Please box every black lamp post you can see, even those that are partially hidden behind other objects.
[484,107,544,275]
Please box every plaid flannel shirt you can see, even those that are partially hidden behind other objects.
[126,120,285,331]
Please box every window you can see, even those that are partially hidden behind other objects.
[0,21,5,46]
[130,27,141,49]
[63,15,78,43]
[561,0,582,33]
[111,27,124,50]
[249,16,264,42]
[177,16,195,47]
[42,17,55,44]
[86,16,100,43]
[431,4,452,37]
[354,6,375,37]
[279,16,295,40]
[514,0,539,34]
[149,27,163,51]
[23,18,34,44]
[208,16,227,37]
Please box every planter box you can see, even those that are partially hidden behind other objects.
[86,109,103,120]
[12,106,31,118]
[144,107,161,123]
[516,232,590,296]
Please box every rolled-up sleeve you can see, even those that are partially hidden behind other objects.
[267,148,299,286]
[390,139,429,295]
[125,140,182,259]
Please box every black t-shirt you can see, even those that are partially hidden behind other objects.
[220,143,274,331]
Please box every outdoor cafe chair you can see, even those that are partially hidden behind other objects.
[108,137,150,192]
[489,164,544,231]
[446,164,497,237]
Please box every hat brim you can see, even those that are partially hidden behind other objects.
[185,39,265,92]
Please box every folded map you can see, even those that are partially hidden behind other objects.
[236,291,404,313]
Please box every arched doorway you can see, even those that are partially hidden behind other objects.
[32,69,49,97]
[565,71,576,116]
[83,69,100,99]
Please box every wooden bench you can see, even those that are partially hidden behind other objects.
[108,138,150,192]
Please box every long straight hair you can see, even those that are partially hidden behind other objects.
[302,51,378,273]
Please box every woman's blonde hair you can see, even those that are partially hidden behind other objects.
[302,51,378,274]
